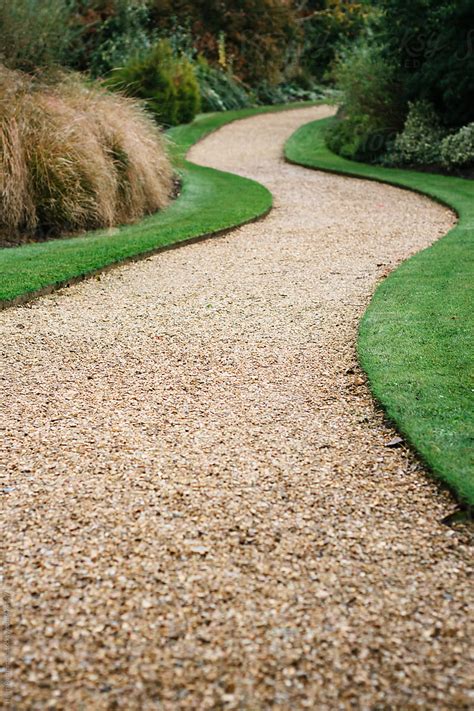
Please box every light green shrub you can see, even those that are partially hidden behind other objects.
[106,40,201,127]
[440,123,474,170]
[384,101,446,167]
[195,59,254,112]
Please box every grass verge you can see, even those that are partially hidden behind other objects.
[0,101,320,307]
[285,117,473,507]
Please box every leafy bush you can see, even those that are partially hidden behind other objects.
[300,0,371,82]
[71,0,153,77]
[383,101,446,167]
[0,0,75,71]
[440,124,474,171]
[379,0,474,129]
[195,59,254,112]
[106,40,201,126]
[255,79,325,106]
[326,40,404,161]
[149,0,300,86]
[0,66,173,244]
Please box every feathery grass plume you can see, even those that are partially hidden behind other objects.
[0,66,173,245]
[59,76,174,224]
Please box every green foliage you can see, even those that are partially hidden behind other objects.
[74,0,153,77]
[254,79,324,106]
[170,55,201,124]
[299,0,370,81]
[195,59,254,112]
[441,124,474,172]
[149,0,300,86]
[106,40,201,126]
[329,0,474,167]
[379,0,474,129]
[384,101,446,167]
[0,0,76,71]
[326,40,404,160]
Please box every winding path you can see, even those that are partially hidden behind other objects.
[2,107,472,710]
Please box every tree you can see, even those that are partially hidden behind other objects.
[380,0,474,127]
[149,0,300,85]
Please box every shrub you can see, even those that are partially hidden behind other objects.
[149,0,300,86]
[440,124,474,171]
[326,40,404,161]
[195,59,254,112]
[379,0,474,129]
[300,0,371,82]
[106,40,201,126]
[254,79,324,106]
[384,101,446,167]
[326,113,383,162]
[71,0,153,78]
[0,66,173,244]
[0,0,75,71]
[175,57,201,124]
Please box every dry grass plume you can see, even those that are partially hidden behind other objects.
[0,66,173,245]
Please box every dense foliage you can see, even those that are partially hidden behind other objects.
[195,59,254,112]
[149,0,300,86]
[106,40,201,126]
[299,0,370,81]
[72,0,153,77]
[327,0,474,173]
[0,0,368,129]
[441,124,474,172]
[326,40,403,161]
[0,0,75,71]
[379,0,474,129]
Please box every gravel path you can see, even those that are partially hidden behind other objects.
[1,106,472,710]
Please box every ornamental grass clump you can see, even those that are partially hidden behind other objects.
[0,66,173,245]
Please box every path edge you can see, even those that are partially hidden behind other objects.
[284,117,473,509]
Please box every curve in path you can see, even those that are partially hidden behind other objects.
[1,106,472,710]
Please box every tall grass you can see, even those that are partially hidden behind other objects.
[0,67,173,245]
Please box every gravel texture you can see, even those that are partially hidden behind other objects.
[1,106,472,710]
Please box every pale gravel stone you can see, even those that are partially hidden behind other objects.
[1,106,472,711]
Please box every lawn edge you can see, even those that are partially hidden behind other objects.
[284,116,473,508]
[0,102,324,310]
[0,207,271,312]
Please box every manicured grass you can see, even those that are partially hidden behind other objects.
[0,102,320,306]
[286,117,474,507]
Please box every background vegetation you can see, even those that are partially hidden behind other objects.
[0,1,367,125]
[0,0,365,243]
[1,0,473,240]
[327,0,474,173]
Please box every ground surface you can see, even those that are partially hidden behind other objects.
[1,106,472,710]
[286,117,474,505]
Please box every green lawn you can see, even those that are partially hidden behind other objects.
[286,117,474,507]
[0,102,320,307]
